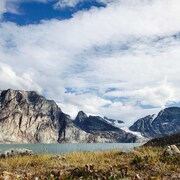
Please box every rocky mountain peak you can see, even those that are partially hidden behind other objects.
[0,89,23,104]
[75,111,88,123]
[74,111,123,132]
[0,89,64,143]
[157,107,180,117]
[129,107,180,138]
[73,111,137,142]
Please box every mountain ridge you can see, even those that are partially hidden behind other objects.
[0,89,180,143]
[74,111,121,132]
[73,110,136,143]
[129,107,180,138]
[0,89,137,143]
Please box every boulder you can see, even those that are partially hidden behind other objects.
[170,145,180,154]
[163,145,180,156]
[2,148,33,158]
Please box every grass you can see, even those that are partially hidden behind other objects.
[0,147,180,179]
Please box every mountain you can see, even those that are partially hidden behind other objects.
[74,111,120,132]
[129,107,180,138]
[73,111,137,143]
[0,89,63,143]
[104,116,124,127]
[0,89,136,143]
[144,132,180,147]
[0,89,103,143]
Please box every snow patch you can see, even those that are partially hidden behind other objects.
[121,127,144,138]
[104,118,124,128]
[121,126,150,143]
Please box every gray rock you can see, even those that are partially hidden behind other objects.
[0,153,5,158]
[2,148,33,158]
[163,146,173,156]
[169,145,180,155]
[50,155,66,160]
[163,145,180,156]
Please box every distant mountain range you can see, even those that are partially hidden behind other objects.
[0,89,179,143]
[129,107,180,138]
[0,89,135,143]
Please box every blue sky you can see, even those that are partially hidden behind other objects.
[2,0,105,25]
[0,0,180,125]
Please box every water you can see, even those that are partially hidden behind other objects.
[0,143,143,154]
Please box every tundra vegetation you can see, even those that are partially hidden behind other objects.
[0,146,180,179]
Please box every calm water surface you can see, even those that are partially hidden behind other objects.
[0,143,143,154]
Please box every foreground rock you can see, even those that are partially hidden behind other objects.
[129,107,180,138]
[163,145,180,156]
[0,148,33,158]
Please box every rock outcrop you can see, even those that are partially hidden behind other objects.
[0,148,33,158]
[163,145,180,156]
[129,107,180,138]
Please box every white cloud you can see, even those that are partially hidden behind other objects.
[99,103,161,126]
[133,84,174,107]
[0,62,42,92]
[0,0,180,124]
[54,0,83,9]
[58,93,111,117]
[53,0,124,9]
[0,1,6,18]
[0,0,52,16]
[105,81,175,107]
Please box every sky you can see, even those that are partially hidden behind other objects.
[0,0,180,125]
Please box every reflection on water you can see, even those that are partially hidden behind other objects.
[0,143,143,154]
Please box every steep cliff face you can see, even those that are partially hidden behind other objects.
[129,107,180,138]
[0,89,66,143]
[129,115,156,137]
[62,119,113,143]
[73,111,137,143]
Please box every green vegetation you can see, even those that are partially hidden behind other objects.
[0,146,179,179]
[144,133,180,147]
